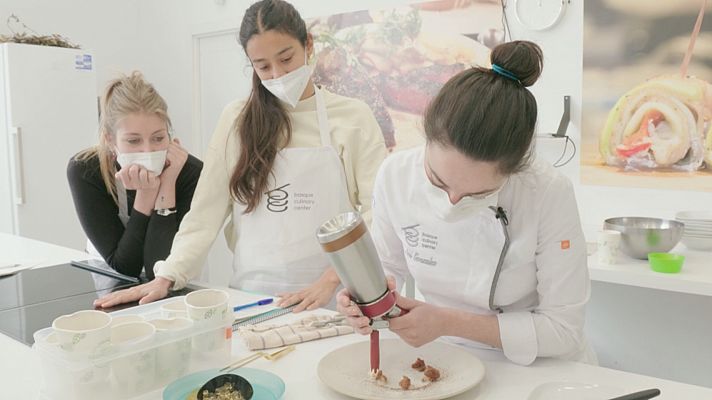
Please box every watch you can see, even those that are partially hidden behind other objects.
[514,0,567,31]
[156,208,177,216]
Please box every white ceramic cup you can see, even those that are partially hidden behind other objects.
[52,310,112,356]
[149,317,194,382]
[36,330,110,397]
[38,331,59,347]
[184,289,229,322]
[109,314,146,328]
[110,321,157,395]
[160,298,188,319]
[184,289,230,352]
[598,230,622,265]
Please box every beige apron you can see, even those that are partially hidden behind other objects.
[230,87,353,295]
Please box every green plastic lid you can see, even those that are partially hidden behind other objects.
[648,253,685,274]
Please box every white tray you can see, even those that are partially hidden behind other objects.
[33,297,232,400]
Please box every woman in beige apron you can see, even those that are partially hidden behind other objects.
[232,86,353,298]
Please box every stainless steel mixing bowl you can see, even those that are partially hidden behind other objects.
[603,217,684,260]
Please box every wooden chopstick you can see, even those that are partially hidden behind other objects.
[219,345,297,373]
[219,352,262,373]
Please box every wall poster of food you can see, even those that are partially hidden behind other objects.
[582,0,712,191]
[309,0,504,152]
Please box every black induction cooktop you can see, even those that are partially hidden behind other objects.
[0,262,195,346]
[0,262,139,312]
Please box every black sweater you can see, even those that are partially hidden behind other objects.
[67,153,203,279]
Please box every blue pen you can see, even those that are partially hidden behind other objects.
[233,298,274,312]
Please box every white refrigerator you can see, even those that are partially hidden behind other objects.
[0,43,98,250]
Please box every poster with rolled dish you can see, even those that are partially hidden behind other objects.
[582,0,712,191]
[309,0,503,152]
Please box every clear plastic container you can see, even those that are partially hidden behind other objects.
[33,296,232,400]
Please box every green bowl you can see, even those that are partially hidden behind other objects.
[648,253,684,273]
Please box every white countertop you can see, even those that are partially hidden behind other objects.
[0,232,91,270]
[3,289,712,400]
[2,233,712,399]
[588,244,712,297]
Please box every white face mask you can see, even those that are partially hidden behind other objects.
[424,181,501,222]
[260,52,312,108]
[116,149,167,176]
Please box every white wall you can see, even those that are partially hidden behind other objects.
[0,0,143,97]
[133,1,197,152]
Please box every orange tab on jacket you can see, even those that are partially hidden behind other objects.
[561,240,570,250]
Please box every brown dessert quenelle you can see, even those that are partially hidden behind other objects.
[423,366,441,382]
[374,369,388,383]
[399,376,411,390]
[411,357,426,372]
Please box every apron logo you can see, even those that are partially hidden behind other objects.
[561,240,570,250]
[402,224,420,247]
[265,183,290,213]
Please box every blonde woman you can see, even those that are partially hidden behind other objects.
[67,72,203,279]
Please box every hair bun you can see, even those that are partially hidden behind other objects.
[490,40,543,87]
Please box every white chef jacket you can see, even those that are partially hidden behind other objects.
[371,146,596,366]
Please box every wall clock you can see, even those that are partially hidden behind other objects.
[514,0,568,31]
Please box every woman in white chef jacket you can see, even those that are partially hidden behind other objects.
[338,41,597,365]
[95,0,386,311]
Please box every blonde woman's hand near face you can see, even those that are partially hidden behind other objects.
[161,138,188,185]
[115,164,160,191]
[116,164,160,215]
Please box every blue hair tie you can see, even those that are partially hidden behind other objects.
[491,64,521,83]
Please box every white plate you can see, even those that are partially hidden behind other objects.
[681,221,712,226]
[318,339,484,400]
[681,236,712,251]
[527,381,625,400]
[682,230,712,236]
[682,230,712,235]
[676,211,712,222]
[678,218,712,222]
[679,222,712,228]
[682,230,712,237]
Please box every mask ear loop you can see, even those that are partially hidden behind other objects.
[112,143,121,159]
